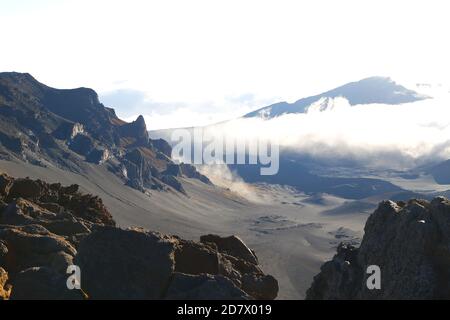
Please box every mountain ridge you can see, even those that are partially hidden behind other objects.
[0,72,210,195]
[244,76,427,119]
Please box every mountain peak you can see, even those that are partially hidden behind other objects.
[324,76,421,105]
[357,75,393,82]
[118,115,149,145]
[135,115,146,126]
[244,76,427,119]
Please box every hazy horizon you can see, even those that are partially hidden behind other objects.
[1,0,449,129]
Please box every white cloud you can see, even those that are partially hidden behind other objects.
[193,93,450,169]
[1,0,449,131]
[115,92,275,130]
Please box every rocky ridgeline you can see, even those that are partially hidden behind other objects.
[306,197,450,299]
[0,72,210,196]
[0,172,278,300]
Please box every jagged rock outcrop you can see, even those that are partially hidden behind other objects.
[0,72,213,196]
[180,163,212,185]
[151,138,172,158]
[122,148,160,191]
[165,163,182,177]
[86,147,110,164]
[0,172,278,300]
[118,115,149,146]
[68,134,95,157]
[161,175,186,194]
[201,234,259,265]
[53,122,85,140]
[306,197,450,299]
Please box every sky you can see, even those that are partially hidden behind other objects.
[1,0,449,129]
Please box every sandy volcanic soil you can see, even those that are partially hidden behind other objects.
[0,159,370,299]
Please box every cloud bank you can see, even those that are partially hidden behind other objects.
[186,91,450,170]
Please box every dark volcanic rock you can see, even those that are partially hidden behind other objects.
[1,172,114,228]
[1,199,91,237]
[75,227,176,299]
[0,172,277,300]
[0,132,23,153]
[165,273,250,300]
[118,115,149,146]
[175,240,220,275]
[0,173,13,196]
[165,163,182,177]
[161,175,185,194]
[151,138,172,158]
[0,224,76,274]
[201,234,259,265]
[0,72,209,196]
[306,197,450,299]
[123,148,156,190]
[10,267,82,300]
[86,147,110,164]
[73,227,278,300]
[68,134,95,156]
[53,122,84,140]
[180,163,212,185]
[7,178,44,200]
[241,273,279,300]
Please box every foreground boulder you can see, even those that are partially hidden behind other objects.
[74,227,278,300]
[0,224,75,274]
[10,267,83,300]
[165,273,250,300]
[306,197,450,299]
[201,234,259,265]
[75,227,176,299]
[0,172,278,300]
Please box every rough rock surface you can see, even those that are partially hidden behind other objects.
[75,227,176,299]
[0,72,212,196]
[306,197,450,299]
[0,172,278,300]
[0,267,11,299]
[165,273,250,300]
[201,234,259,265]
[10,267,83,300]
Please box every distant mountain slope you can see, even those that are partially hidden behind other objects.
[428,159,450,184]
[244,76,426,119]
[0,72,210,195]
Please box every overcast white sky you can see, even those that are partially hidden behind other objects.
[1,0,449,129]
